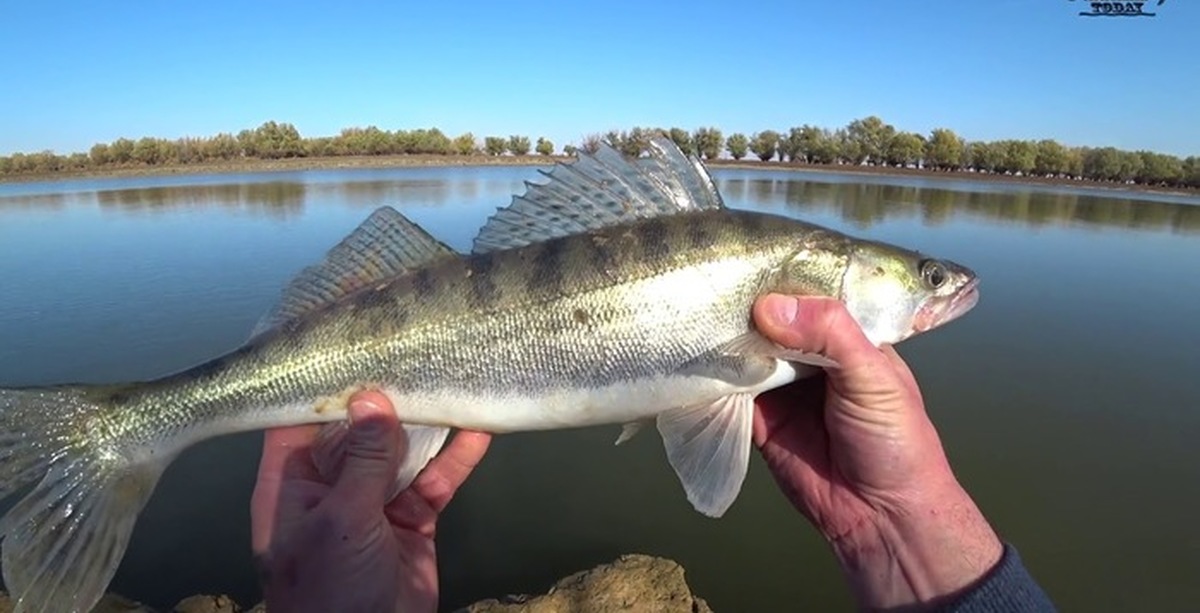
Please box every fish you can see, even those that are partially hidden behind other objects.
[0,137,979,612]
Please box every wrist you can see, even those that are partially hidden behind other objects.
[829,481,1004,611]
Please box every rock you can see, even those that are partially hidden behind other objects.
[459,554,713,613]
[172,594,241,613]
[2,555,711,613]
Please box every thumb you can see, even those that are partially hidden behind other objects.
[332,390,405,508]
[753,294,879,373]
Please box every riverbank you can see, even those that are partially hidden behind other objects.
[1,154,1196,199]
[0,554,710,613]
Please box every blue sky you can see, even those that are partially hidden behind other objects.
[1,0,1196,157]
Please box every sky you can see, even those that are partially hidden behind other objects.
[1,0,1196,157]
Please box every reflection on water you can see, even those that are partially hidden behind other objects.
[1,167,1199,612]
[721,177,1200,235]
[4,169,1197,237]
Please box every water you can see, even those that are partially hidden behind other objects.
[1,166,1198,612]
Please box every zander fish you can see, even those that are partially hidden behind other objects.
[0,137,979,612]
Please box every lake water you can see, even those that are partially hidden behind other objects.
[1,166,1198,612]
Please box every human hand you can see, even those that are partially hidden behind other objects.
[752,295,1002,610]
[250,391,490,613]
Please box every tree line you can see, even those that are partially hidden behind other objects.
[1,117,1197,189]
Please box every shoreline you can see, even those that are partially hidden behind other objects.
[1,154,1196,199]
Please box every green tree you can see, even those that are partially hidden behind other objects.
[89,143,111,166]
[1033,139,1069,176]
[507,135,531,156]
[1183,157,1200,188]
[667,127,693,156]
[748,130,779,162]
[452,133,477,155]
[845,116,895,164]
[885,132,925,167]
[693,127,723,160]
[969,142,1002,172]
[109,138,135,164]
[562,144,579,157]
[484,136,507,156]
[1116,150,1143,183]
[535,137,554,156]
[925,128,963,170]
[1082,147,1122,181]
[725,133,749,160]
[1136,151,1183,185]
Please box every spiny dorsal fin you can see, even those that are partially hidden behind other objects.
[470,136,725,254]
[252,206,457,337]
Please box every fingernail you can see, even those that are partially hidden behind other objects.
[765,295,799,326]
[349,399,387,435]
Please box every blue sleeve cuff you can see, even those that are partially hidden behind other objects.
[941,543,1057,612]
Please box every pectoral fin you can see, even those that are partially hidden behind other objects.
[656,393,755,518]
[715,331,840,369]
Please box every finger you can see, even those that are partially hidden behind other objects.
[409,430,491,514]
[259,425,322,480]
[753,375,825,447]
[331,390,405,509]
[753,294,882,374]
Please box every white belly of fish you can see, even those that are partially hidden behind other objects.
[385,357,807,433]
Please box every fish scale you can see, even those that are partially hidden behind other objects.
[0,137,980,613]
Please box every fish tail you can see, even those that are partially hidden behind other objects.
[0,387,167,613]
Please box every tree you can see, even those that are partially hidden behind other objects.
[925,128,964,170]
[845,116,895,164]
[452,133,477,155]
[1033,139,1069,176]
[885,132,925,167]
[89,143,111,166]
[748,130,779,162]
[1082,147,1122,181]
[693,127,723,160]
[998,140,1036,175]
[535,137,554,156]
[1136,151,1183,185]
[562,144,579,157]
[667,127,693,156]
[507,135,531,156]
[580,134,602,154]
[725,133,749,160]
[969,142,1002,173]
[484,136,507,156]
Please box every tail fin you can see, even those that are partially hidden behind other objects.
[0,387,167,613]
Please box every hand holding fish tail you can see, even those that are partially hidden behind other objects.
[250,391,490,613]
[751,295,1005,611]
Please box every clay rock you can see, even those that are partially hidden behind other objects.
[460,554,713,613]
[172,594,241,613]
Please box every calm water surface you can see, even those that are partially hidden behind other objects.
[1,167,1198,612]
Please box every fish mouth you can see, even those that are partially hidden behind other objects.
[914,278,980,333]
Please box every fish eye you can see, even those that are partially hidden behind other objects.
[920,259,948,289]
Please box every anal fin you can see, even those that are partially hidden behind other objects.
[615,419,653,446]
[657,393,755,518]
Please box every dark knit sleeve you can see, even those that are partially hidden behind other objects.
[941,544,1057,612]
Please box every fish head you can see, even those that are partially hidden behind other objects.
[837,242,979,346]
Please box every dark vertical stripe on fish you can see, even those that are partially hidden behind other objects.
[467,253,500,308]
[639,217,670,262]
[530,239,567,297]
[412,268,436,298]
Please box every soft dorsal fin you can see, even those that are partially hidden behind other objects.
[470,136,725,254]
[252,206,457,337]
